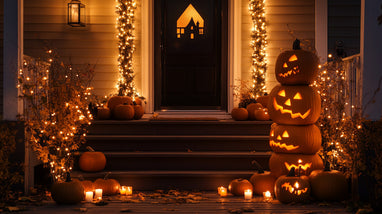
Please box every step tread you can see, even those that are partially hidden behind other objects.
[91,119,273,125]
[102,151,272,157]
[86,135,269,140]
[72,170,255,176]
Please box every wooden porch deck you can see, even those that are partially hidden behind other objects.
[23,192,351,214]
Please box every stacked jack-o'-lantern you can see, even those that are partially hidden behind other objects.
[267,39,324,180]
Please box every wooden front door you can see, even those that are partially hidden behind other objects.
[154,0,227,110]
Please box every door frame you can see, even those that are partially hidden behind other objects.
[141,0,242,114]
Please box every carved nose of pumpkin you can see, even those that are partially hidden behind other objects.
[283,63,288,68]
[284,99,291,106]
[277,135,282,140]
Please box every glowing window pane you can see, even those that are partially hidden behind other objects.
[176,4,204,39]
[181,29,184,34]
[190,33,194,39]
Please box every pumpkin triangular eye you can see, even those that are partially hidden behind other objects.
[282,131,289,138]
[293,92,302,100]
[278,90,286,97]
[277,135,282,140]
[283,63,288,68]
[270,130,274,137]
[289,54,298,62]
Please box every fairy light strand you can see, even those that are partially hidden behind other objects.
[249,0,267,98]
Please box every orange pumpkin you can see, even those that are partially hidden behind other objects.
[79,147,107,172]
[254,108,270,121]
[228,178,253,196]
[51,174,84,204]
[134,97,143,105]
[269,153,324,177]
[114,104,135,120]
[94,176,120,195]
[107,96,133,116]
[269,123,321,154]
[231,108,249,121]
[256,95,269,108]
[247,103,263,120]
[275,39,319,85]
[134,105,145,120]
[274,167,311,203]
[249,161,276,195]
[267,85,321,125]
[72,179,94,192]
[97,107,111,120]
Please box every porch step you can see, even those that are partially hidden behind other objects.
[85,135,270,152]
[71,170,256,191]
[74,118,272,190]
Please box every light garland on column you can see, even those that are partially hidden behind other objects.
[249,0,267,98]
[116,0,139,97]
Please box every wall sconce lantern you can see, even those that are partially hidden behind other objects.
[68,0,85,27]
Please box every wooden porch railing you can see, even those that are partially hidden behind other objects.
[342,54,362,116]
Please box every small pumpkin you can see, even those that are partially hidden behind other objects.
[275,167,311,204]
[256,95,269,108]
[269,153,324,177]
[114,104,135,120]
[247,103,263,120]
[93,173,121,195]
[309,162,348,201]
[51,173,84,204]
[134,97,143,105]
[79,146,107,172]
[134,105,145,120]
[97,107,111,120]
[269,123,321,154]
[254,108,270,121]
[73,177,94,192]
[249,160,276,195]
[267,85,321,125]
[107,96,133,116]
[275,39,319,85]
[231,108,249,121]
[228,178,253,196]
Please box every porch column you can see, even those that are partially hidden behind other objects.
[360,0,382,120]
[315,0,327,63]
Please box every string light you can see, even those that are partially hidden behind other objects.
[249,0,267,98]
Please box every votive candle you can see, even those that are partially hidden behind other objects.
[120,186,127,195]
[85,191,93,202]
[263,191,272,202]
[218,186,227,197]
[244,189,252,200]
[126,186,133,195]
[95,189,103,200]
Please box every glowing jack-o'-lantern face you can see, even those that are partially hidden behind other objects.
[275,173,311,203]
[269,123,322,154]
[269,153,324,178]
[275,49,319,85]
[267,85,321,125]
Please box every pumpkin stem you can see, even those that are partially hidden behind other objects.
[324,161,331,172]
[286,167,296,177]
[251,160,264,174]
[86,146,95,152]
[293,39,301,50]
[66,172,72,182]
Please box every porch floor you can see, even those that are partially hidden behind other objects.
[22,192,350,214]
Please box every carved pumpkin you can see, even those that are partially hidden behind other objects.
[275,39,319,85]
[134,105,145,120]
[51,173,84,204]
[267,85,321,125]
[79,146,107,172]
[275,167,311,203]
[94,174,121,195]
[97,107,111,120]
[231,108,249,121]
[228,178,253,196]
[247,103,263,120]
[249,160,276,195]
[309,162,348,201]
[256,95,269,108]
[269,153,324,177]
[114,104,135,120]
[269,123,321,154]
[254,108,270,121]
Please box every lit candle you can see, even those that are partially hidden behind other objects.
[126,186,133,195]
[244,189,252,200]
[298,159,302,176]
[120,186,127,195]
[85,191,93,202]
[263,191,272,202]
[218,186,227,197]
[95,189,103,200]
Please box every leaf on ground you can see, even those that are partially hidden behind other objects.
[120,208,132,212]
[163,208,179,212]
[228,209,243,214]
[94,200,109,206]
[5,206,27,212]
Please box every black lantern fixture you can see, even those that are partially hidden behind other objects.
[68,0,85,27]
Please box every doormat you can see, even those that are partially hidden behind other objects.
[149,116,219,121]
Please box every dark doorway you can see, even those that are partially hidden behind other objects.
[154,0,228,110]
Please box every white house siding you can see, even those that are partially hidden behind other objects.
[328,0,360,57]
[241,0,315,93]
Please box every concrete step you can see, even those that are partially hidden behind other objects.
[84,135,270,152]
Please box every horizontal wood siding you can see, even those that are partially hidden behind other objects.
[328,0,360,57]
[24,0,143,97]
[241,0,315,93]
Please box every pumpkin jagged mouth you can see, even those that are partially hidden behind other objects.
[284,162,312,171]
[270,140,299,151]
[273,98,310,119]
[278,67,300,78]
[281,182,308,195]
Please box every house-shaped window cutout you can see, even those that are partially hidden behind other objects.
[176,4,204,39]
